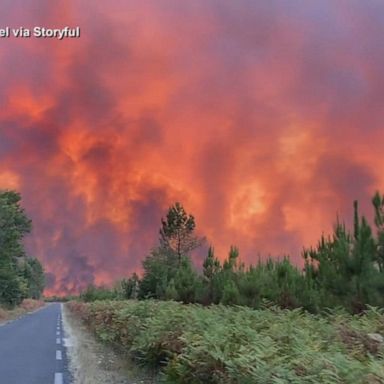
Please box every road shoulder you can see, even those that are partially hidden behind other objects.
[62,304,157,384]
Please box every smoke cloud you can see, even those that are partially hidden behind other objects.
[1,1,383,294]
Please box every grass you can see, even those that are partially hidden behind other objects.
[67,300,384,383]
[0,299,45,324]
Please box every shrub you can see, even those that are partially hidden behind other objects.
[67,300,384,384]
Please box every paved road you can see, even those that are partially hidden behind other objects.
[0,303,71,384]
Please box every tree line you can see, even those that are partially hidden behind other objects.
[0,190,45,307]
[82,195,384,313]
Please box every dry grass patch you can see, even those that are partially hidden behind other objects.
[0,299,45,325]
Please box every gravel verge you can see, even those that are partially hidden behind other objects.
[62,304,158,384]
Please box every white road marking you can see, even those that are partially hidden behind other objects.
[56,331,60,336]
[56,350,62,360]
[56,338,61,345]
[62,337,72,347]
[54,372,63,384]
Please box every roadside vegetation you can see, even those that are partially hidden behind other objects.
[0,190,45,309]
[69,194,384,383]
[68,300,384,383]
[0,298,45,324]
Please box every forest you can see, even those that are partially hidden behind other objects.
[81,195,384,314]
[2,189,384,313]
[0,190,45,308]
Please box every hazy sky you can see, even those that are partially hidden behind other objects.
[1,1,383,293]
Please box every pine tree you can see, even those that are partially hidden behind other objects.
[159,202,204,265]
[20,257,45,299]
[116,273,139,299]
[203,246,221,281]
[139,248,173,299]
[202,246,221,304]
[351,203,377,311]
[165,278,178,301]
[372,191,384,272]
[303,199,381,312]
[174,257,198,303]
[0,190,33,307]
[221,279,240,305]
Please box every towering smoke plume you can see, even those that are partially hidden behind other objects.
[0,1,383,294]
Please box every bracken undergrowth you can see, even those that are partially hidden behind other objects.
[67,300,384,384]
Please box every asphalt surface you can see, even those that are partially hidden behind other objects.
[0,303,72,384]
